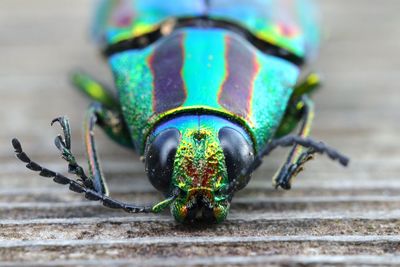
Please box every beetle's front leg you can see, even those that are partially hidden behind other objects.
[242,94,348,190]
[241,73,348,190]
[50,117,93,190]
[52,102,133,195]
[272,96,317,189]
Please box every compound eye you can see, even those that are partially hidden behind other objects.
[219,127,254,191]
[145,128,180,194]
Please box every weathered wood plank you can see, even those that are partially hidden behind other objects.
[1,218,400,242]
[1,236,400,263]
[1,256,400,267]
[1,0,399,266]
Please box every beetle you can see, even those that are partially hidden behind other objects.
[12,0,349,224]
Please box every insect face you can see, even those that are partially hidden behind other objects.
[145,116,254,223]
[169,127,230,223]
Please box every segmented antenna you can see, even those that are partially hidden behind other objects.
[11,138,153,213]
[242,135,350,177]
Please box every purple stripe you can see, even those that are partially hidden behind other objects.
[149,33,186,114]
[219,35,257,118]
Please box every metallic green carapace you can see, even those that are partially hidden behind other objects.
[13,0,349,224]
[110,28,299,154]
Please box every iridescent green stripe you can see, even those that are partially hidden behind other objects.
[109,48,155,153]
[249,53,299,149]
[181,29,227,109]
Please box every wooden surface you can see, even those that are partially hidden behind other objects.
[1,0,400,266]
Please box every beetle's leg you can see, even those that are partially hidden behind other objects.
[52,103,133,195]
[272,96,316,189]
[71,71,133,149]
[242,95,349,190]
[243,135,349,190]
[275,73,321,137]
[271,135,348,190]
[71,70,119,109]
[46,117,95,191]
[291,73,321,101]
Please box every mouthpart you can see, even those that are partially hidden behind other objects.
[171,187,230,224]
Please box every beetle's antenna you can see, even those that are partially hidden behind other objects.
[242,135,349,177]
[11,138,160,213]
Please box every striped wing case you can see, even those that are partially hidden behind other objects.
[110,29,299,153]
[95,0,319,153]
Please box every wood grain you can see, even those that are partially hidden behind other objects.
[1,0,399,266]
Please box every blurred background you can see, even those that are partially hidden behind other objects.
[1,0,400,265]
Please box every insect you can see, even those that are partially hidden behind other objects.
[12,0,349,224]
